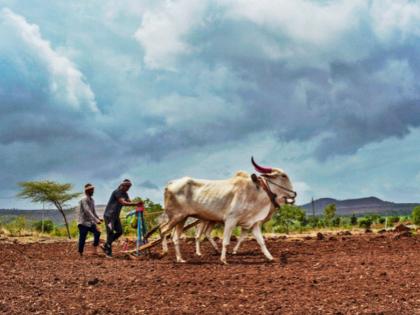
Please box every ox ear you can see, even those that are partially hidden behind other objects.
[261,169,284,179]
[261,172,279,179]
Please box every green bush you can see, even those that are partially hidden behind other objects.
[368,214,381,223]
[350,214,358,226]
[307,216,320,228]
[323,204,336,226]
[32,220,55,233]
[262,219,275,233]
[388,216,400,225]
[339,216,351,228]
[53,220,79,238]
[6,216,30,236]
[358,217,372,229]
[332,216,341,227]
[273,205,306,234]
[412,206,420,225]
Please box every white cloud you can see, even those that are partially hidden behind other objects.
[134,0,208,70]
[371,0,420,42]
[133,0,372,70]
[1,8,98,112]
[222,0,365,45]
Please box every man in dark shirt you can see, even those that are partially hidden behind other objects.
[102,179,142,258]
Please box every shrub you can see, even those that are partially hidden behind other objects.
[273,205,306,234]
[388,216,400,225]
[323,204,336,226]
[350,214,358,226]
[358,217,372,229]
[32,220,55,233]
[5,216,31,236]
[53,220,79,238]
[412,206,420,225]
[332,216,341,227]
[368,214,381,223]
[307,216,320,228]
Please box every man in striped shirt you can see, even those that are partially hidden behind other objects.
[77,183,102,256]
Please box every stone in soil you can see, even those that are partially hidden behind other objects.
[87,278,99,286]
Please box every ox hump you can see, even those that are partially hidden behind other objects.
[234,171,249,178]
[166,177,194,192]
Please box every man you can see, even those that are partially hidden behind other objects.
[102,179,142,258]
[77,183,102,257]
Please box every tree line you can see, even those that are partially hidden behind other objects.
[6,180,420,239]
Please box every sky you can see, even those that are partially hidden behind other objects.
[0,0,420,209]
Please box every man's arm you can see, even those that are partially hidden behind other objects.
[117,198,142,207]
[91,199,101,220]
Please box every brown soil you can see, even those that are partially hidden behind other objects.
[394,224,412,233]
[0,234,419,314]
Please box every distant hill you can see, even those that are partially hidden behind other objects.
[1,197,419,223]
[300,197,419,216]
[0,205,106,225]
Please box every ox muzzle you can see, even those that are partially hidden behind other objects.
[282,190,297,205]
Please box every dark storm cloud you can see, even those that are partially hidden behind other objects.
[0,8,128,194]
[127,1,420,161]
[2,1,420,206]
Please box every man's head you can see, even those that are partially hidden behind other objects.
[84,183,95,196]
[119,179,132,192]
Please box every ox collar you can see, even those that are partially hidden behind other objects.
[252,174,280,209]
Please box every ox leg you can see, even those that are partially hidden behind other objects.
[233,228,249,255]
[195,221,206,256]
[160,222,176,256]
[205,222,219,254]
[173,220,187,263]
[252,223,274,261]
[161,233,171,256]
[160,216,184,256]
[220,220,236,265]
[162,234,168,255]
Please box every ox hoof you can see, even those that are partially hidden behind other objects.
[232,251,238,255]
[176,258,187,263]
[220,259,229,265]
[195,253,202,257]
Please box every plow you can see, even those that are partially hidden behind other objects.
[124,206,200,256]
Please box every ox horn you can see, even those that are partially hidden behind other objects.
[251,156,272,174]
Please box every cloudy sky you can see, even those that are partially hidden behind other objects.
[1,0,420,209]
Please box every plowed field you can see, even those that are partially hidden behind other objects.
[0,233,419,314]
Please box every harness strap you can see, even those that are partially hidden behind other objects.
[257,176,280,208]
[251,173,260,189]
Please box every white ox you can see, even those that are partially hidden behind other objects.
[161,158,296,264]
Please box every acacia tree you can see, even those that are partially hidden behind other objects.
[17,181,81,239]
